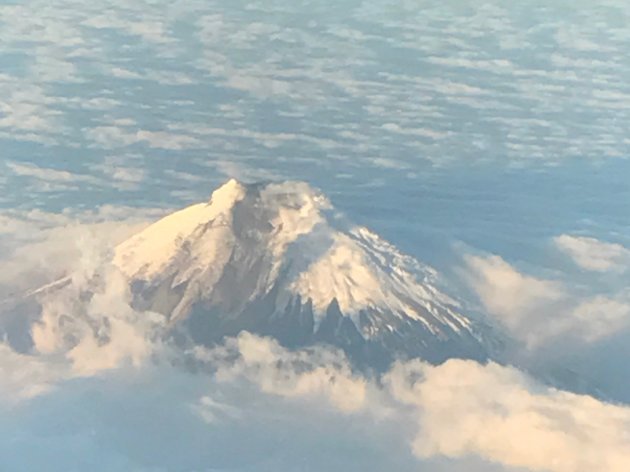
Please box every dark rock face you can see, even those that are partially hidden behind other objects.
[0,299,41,353]
[169,288,494,372]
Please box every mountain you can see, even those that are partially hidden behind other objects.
[110,179,499,368]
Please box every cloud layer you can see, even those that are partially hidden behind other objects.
[462,243,630,347]
[2,218,630,472]
[3,328,630,472]
[3,0,630,214]
[555,235,630,273]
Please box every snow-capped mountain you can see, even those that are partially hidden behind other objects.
[111,179,498,368]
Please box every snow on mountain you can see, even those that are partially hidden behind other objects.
[112,179,498,367]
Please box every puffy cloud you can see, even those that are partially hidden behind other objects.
[195,332,370,414]
[4,326,630,472]
[554,235,630,273]
[0,209,170,385]
[2,197,630,472]
[32,263,165,376]
[192,334,630,472]
[462,254,564,344]
[462,253,630,346]
[0,208,157,295]
[0,359,421,472]
[93,155,146,190]
[569,295,630,342]
[1,272,164,395]
[6,161,104,192]
[0,343,66,403]
[84,126,203,150]
[386,359,630,472]
[2,0,630,468]
[463,254,565,323]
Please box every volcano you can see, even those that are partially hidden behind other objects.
[109,179,498,368]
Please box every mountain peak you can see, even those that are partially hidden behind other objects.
[113,180,333,302]
[208,178,247,209]
[111,180,496,366]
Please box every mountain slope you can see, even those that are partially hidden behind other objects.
[113,179,498,367]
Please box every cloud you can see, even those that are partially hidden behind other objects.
[0,207,160,297]
[1,223,166,384]
[32,262,165,376]
[0,343,65,403]
[210,159,282,182]
[2,2,630,469]
[82,12,174,45]
[386,358,630,472]
[6,161,104,192]
[84,126,203,150]
[462,253,630,346]
[4,327,630,472]
[196,332,370,414]
[381,123,451,140]
[94,156,146,190]
[0,80,61,136]
[109,67,143,79]
[194,334,630,472]
[2,240,630,472]
[1,0,629,174]
[426,56,514,73]
[462,254,564,337]
[8,162,86,183]
[554,235,630,272]
[0,358,420,472]
[569,295,630,343]
[135,130,203,150]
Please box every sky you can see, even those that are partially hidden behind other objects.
[1,0,630,471]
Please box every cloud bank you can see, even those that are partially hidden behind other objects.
[1,209,630,472]
[554,235,630,273]
[462,248,630,347]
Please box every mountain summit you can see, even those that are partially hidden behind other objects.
[113,179,496,367]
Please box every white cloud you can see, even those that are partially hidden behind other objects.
[462,253,630,346]
[195,332,370,414]
[194,333,630,472]
[82,13,174,45]
[32,263,165,376]
[84,126,140,147]
[426,56,514,72]
[0,220,165,379]
[0,343,65,403]
[570,295,630,342]
[381,123,451,140]
[85,126,203,150]
[0,208,159,295]
[31,50,83,84]
[2,242,630,472]
[94,156,146,190]
[0,81,61,135]
[109,67,143,79]
[387,358,630,472]
[462,254,564,334]
[210,159,281,182]
[136,130,203,150]
[555,235,630,272]
[8,162,79,182]
[167,123,339,151]
[6,161,103,192]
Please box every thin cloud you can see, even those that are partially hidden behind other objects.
[555,235,630,273]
